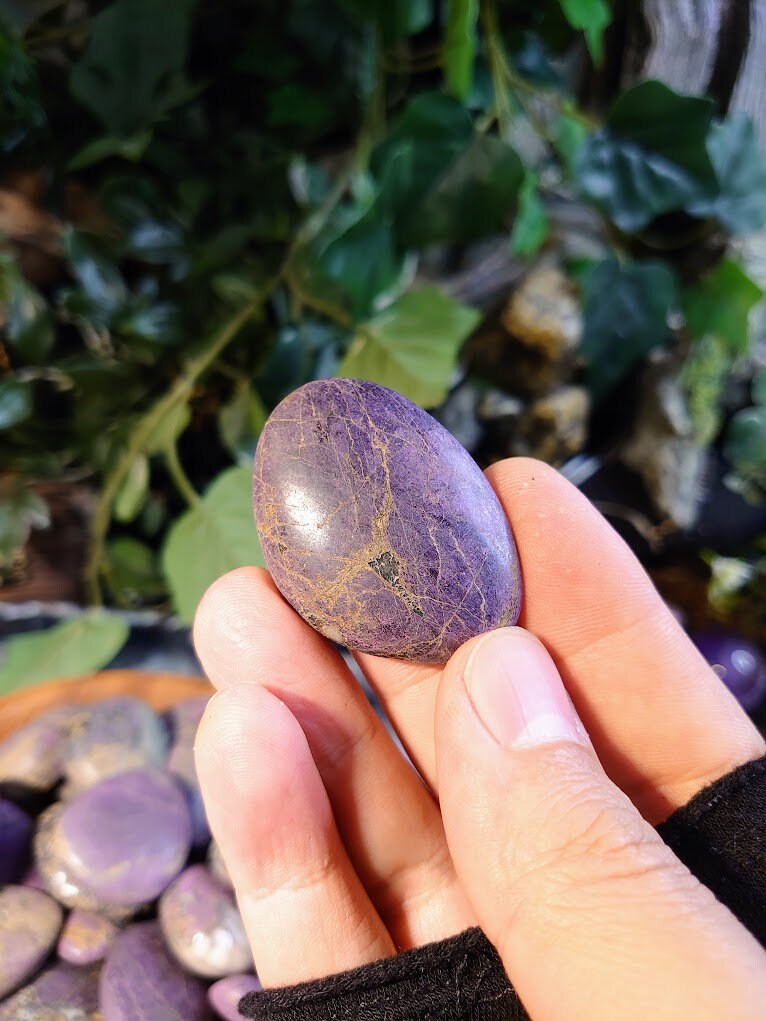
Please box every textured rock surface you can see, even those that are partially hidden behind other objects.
[254,379,522,662]
[694,630,766,712]
[0,705,74,793]
[36,769,191,909]
[159,865,252,978]
[0,799,32,883]
[0,962,100,1020]
[0,886,63,998]
[64,696,169,793]
[100,921,212,1021]
[58,908,118,966]
[208,974,263,1020]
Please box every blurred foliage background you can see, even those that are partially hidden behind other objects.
[3,0,766,686]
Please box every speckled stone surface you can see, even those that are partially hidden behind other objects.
[64,696,169,793]
[0,962,100,1020]
[253,379,523,663]
[0,886,64,998]
[208,974,263,1020]
[159,865,252,978]
[0,705,74,793]
[207,840,233,891]
[0,799,32,883]
[58,908,118,966]
[36,769,191,909]
[100,921,212,1021]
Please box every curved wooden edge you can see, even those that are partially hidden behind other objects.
[0,670,214,740]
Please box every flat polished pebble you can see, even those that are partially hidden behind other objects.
[0,886,63,998]
[64,697,169,792]
[208,974,263,1020]
[159,865,252,978]
[0,705,75,792]
[58,908,118,966]
[0,799,32,883]
[37,769,191,909]
[253,379,523,663]
[207,841,233,891]
[0,962,100,1020]
[100,921,212,1021]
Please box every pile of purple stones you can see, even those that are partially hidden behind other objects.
[0,695,260,1020]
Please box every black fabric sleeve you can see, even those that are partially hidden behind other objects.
[239,754,766,1021]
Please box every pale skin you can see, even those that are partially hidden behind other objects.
[193,458,766,1020]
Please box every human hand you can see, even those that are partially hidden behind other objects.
[193,458,766,1020]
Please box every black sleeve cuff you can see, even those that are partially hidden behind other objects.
[240,753,766,1020]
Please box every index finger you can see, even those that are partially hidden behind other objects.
[358,458,764,819]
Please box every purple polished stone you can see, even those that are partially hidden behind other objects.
[0,885,64,998]
[208,974,262,1020]
[694,630,766,712]
[0,798,32,883]
[207,841,233,891]
[46,768,192,908]
[64,697,169,793]
[100,921,212,1021]
[58,909,118,966]
[253,379,523,663]
[0,704,75,792]
[159,865,251,978]
[0,962,100,1020]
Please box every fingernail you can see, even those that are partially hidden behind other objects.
[464,628,589,749]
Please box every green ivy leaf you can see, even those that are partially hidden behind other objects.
[510,171,549,256]
[0,610,129,693]
[575,81,717,232]
[64,229,127,325]
[580,258,677,400]
[687,114,766,235]
[683,259,763,353]
[219,383,268,464]
[555,110,589,176]
[114,454,150,523]
[724,406,766,481]
[105,537,166,603]
[404,135,524,247]
[69,0,196,138]
[144,403,191,456]
[337,287,481,408]
[443,0,478,101]
[0,256,54,363]
[0,379,33,430]
[558,0,611,64]
[162,465,265,624]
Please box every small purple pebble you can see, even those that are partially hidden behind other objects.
[0,962,100,1020]
[253,379,523,664]
[39,769,191,909]
[208,974,263,1021]
[693,630,766,712]
[0,798,32,883]
[100,921,212,1021]
[159,865,252,978]
[0,705,75,792]
[0,885,64,998]
[58,909,118,966]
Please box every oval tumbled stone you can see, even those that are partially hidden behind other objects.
[208,974,262,1021]
[45,768,191,908]
[253,379,522,663]
[58,909,117,966]
[159,865,252,978]
[0,886,63,998]
[101,921,212,1021]
[0,962,100,1021]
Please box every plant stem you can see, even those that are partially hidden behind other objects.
[481,0,513,135]
[84,290,273,605]
[164,443,200,508]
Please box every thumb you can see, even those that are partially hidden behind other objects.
[435,627,766,1021]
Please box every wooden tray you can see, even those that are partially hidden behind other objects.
[0,670,213,740]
